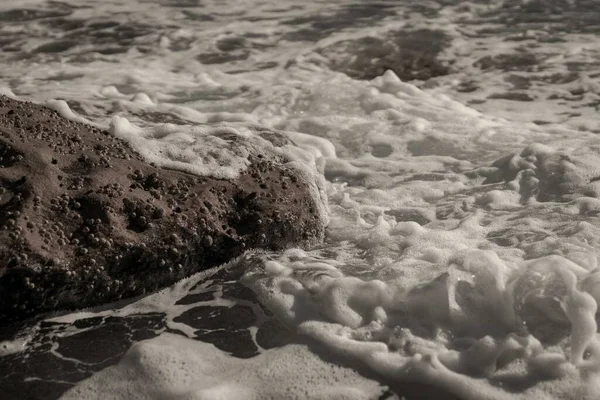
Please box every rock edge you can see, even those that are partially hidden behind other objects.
[0,95,325,322]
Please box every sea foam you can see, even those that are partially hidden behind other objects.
[2,0,600,398]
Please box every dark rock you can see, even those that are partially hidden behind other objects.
[0,95,326,323]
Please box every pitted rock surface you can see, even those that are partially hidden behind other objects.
[0,95,325,322]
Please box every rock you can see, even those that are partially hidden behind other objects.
[0,95,326,322]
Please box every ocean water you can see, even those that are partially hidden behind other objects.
[2,0,600,399]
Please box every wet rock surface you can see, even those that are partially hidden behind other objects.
[0,95,325,323]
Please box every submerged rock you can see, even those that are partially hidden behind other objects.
[0,95,326,322]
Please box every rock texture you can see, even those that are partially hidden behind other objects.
[0,95,325,322]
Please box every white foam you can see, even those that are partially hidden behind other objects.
[0,336,30,357]
[2,1,600,398]
[109,116,257,179]
[0,87,16,98]
[46,99,97,126]
[243,248,600,400]
[62,334,386,400]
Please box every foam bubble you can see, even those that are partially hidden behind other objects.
[243,248,600,400]
[45,99,97,126]
[62,334,386,400]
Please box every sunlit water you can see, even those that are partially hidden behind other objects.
[2,0,600,399]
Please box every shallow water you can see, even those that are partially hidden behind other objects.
[2,0,600,399]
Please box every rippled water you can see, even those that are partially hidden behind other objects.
[2,1,600,399]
